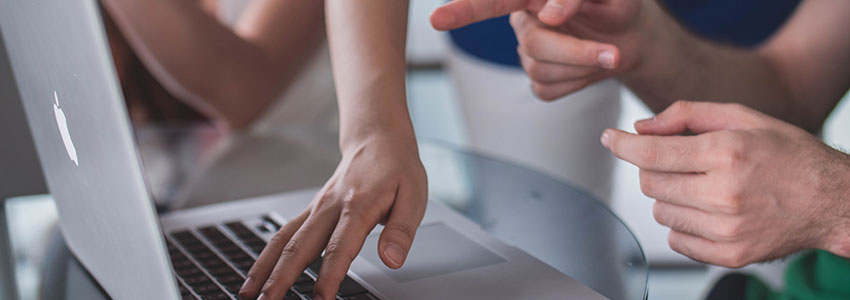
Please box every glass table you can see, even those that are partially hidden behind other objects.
[7,127,647,299]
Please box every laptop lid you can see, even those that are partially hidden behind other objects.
[0,20,47,201]
[0,0,178,298]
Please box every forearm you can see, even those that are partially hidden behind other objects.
[325,0,416,151]
[101,0,323,129]
[821,151,850,259]
[619,3,802,130]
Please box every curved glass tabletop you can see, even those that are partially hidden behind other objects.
[418,142,647,300]
[9,126,646,300]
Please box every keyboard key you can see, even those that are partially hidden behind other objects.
[193,251,218,260]
[225,251,251,262]
[262,215,282,230]
[343,294,376,300]
[200,291,230,300]
[224,283,242,294]
[283,290,300,300]
[216,274,243,285]
[177,266,203,277]
[249,244,266,254]
[224,222,255,238]
[183,244,209,253]
[172,259,195,270]
[183,275,213,287]
[308,257,323,274]
[192,283,221,294]
[293,280,315,295]
[233,259,255,271]
[207,266,235,276]
[295,273,313,284]
[216,244,244,254]
[200,258,226,268]
[337,277,368,297]
[172,231,197,242]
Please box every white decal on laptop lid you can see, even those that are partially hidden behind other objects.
[53,91,78,166]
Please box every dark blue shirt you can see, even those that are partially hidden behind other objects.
[448,0,801,68]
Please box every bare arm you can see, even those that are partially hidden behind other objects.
[621,0,850,133]
[433,0,850,133]
[236,2,428,300]
[100,0,325,129]
[325,0,414,148]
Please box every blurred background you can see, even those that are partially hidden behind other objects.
[5,0,850,299]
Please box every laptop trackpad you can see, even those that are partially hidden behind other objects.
[359,222,507,283]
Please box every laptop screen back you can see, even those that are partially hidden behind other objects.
[0,0,178,298]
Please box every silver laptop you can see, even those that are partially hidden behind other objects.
[0,0,607,299]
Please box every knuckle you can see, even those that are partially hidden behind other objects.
[725,102,749,114]
[522,32,544,57]
[281,239,301,256]
[324,241,357,264]
[716,219,746,240]
[720,247,749,268]
[714,179,746,214]
[639,172,657,198]
[313,192,337,211]
[667,232,685,254]
[525,61,547,81]
[717,136,748,167]
[669,100,693,115]
[385,221,416,241]
[341,205,373,225]
[716,193,744,215]
[638,146,661,167]
[531,83,557,101]
[509,12,521,27]
[651,202,669,226]
[268,228,290,245]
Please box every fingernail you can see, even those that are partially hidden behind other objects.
[600,129,612,148]
[539,1,566,22]
[384,243,404,267]
[598,51,616,69]
[240,277,254,292]
[256,293,267,300]
[313,295,324,300]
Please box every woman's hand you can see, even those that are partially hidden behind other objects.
[239,133,427,300]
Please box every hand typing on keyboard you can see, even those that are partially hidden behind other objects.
[170,220,378,300]
[238,135,428,300]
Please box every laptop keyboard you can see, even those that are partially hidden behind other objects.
[167,215,377,300]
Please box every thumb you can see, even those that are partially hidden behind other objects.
[634,101,765,136]
[377,185,426,269]
[536,0,583,26]
[430,0,538,31]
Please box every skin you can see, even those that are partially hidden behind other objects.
[601,101,850,267]
[432,0,850,266]
[504,0,850,133]
[100,0,325,130]
[239,1,427,300]
[103,1,426,299]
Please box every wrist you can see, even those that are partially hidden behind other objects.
[339,122,417,155]
[820,152,850,258]
[618,2,698,111]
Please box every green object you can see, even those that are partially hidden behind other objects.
[746,250,850,300]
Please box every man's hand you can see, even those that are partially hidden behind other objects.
[238,134,427,300]
[601,101,850,268]
[430,0,568,31]
[430,0,651,100]
[510,0,651,100]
